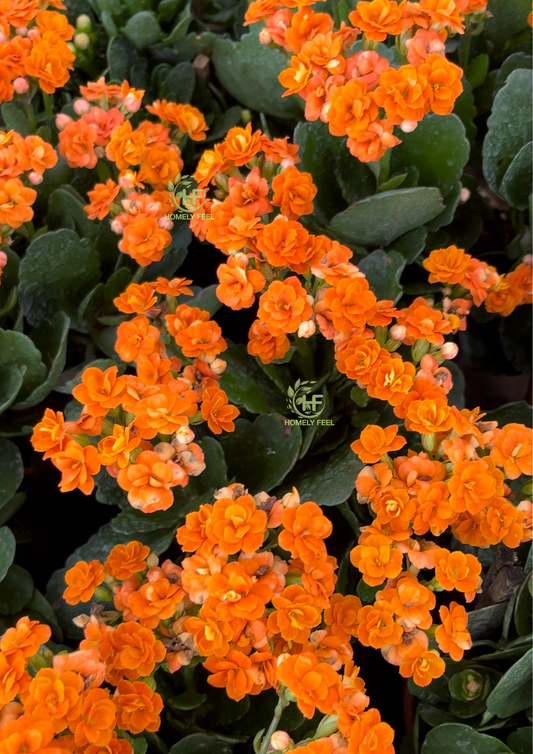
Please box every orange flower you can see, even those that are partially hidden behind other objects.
[133,381,198,439]
[350,534,403,586]
[175,320,227,358]
[228,166,272,215]
[277,653,344,718]
[419,0,464,33]
[200,386,239,435]
[491,423,533,479]
[223,123,264,166]
[348,707,394,754]
[0,617,50,659]
[399,646,445,687]
[279,502,332,565]
[35,9,74,39]
[423,246,472,285]
[351,425,406,464]
[413,481,458,536]
[433,548,482,595]
[85,179,120,221]
[115,316,160,363]
[373,487,415,532]
[248,319,290,364]
[206,199,263,254]
[24,36,74,94]
[104,541,150,580]
[12,134,57,175]
[0,177,36,227]
[258,277,312,336]
[419,53,463,115]
[114,680,162,734]
[31,409,67,459]
[176,503,213,552]
[448,458,502,515]
[138,143,184,191]
[271,166,316,220]
[267,584,321,642]
[0,652,30,707]
[216,254,265,309]
[105,121,146,170]
[113,282,158,319]
[368,357,415,405]
[119,217,172,267]
[479,501,525,549]
[505,263,533,306]
[461,258,499,306]
[51,440,101,495]
[117,450,187,513]
[397,296,453,345]
[327,79,379,138]
[154,277,193,297]
[128,574,184,629]
[63,560,105,605]
[205,494,267,554]
[25,668,83,733]
[485,279,523,317]
[256,217,320,274]
[110,623,165,680]
[279,54,313,96]
[72,366,127,417]
[373,65,428,125]
[186,606,233,657]
[356,600,403,648]
[380,572,435,629]
[435,602,471,661]
[323,593,362,642]
[349,0,406,40]
[98,424,140,469]
[0,0,39,26]
[346,118,400,163]
[323,277,377,331]
[203,650,255,701]
[207,561,266,620]
[58,119,98,170]
[336,336,384,383]
[404,395,455,435]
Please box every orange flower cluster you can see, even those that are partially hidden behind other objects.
[55,78,207,267]
[0,2,74,107]
[31,277,239,509]
[244,0,487,162]
[0,614,163,753]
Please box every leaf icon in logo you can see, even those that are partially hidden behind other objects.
[167,180,174,191]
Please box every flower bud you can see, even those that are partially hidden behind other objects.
[146,552,159,568]
[0,251,7,268]
[158,216,173,231]
[390,324,406,341]
[420,354,438,373]
[210,357,227,375]
[259,28,272,44]
[74,32,90,50]
[28,653,49,672]
[411,338,430,363]
[281,487,300,509]
[118,170,137,190]
[76,14,92,32]
[241,109,252,125]
[110,219,123,234]
[440,342,459,360]
[153,442,176,461]
[67,42,77,55]
[315,715,339,738]
[522,254,533,266]
[270,732,290,751]
[123,93,142,113]
[55,113,73,130]
[94,586,113,602]
[459,187,471,203]
[400,119,418,133]
[13,77,28,94]
[298,320,315,338]
[28,171,43,185]
[73,98,91,116]
[27,28,40,41]
[173,426,195,446]
[15,26,27,36]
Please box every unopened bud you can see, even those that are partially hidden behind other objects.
[28,171,43,185]
[315,715,339,739]
[522,254,533,266]
[73,98,91,115]
[298,320,315,338]
[270,732,290,751]
[110,219,123,234]
[411,338,431,363]
[153,442,176,461]
[55,113,73,130]
[258,28,272,45]
[15,26,27,36]
[94,586,113,602]
[209,358,226,375]
[241,109,252,125]
[13,77,28,94]
[390,324,407,341]
[76,14,92,32]
[0,251,7,268]
[400,119,418,133]
[173,426,195,446]
[440,342,459,360]
[28,653,48,672]
[74,32,90,50]
[67,42,77,55]
[158,216,173,231]
[459,187,471,203]
[27,28,40,41]
[118,170,137,190]
[123,93,141,113]
[374,325,388,346]
[72,613,90,628]
[281,487,300,509]
[146,552,159,568]
[421,432,436,453]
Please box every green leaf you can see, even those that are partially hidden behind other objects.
[279,442,362,506]
[0,369,25,417]
[418,704,459,729]
[167,691,207,710]
[484,401,533,428]
[19,229,101,327]
[390,114,469,197]
[0,527,16,582]
[328,188,443,248]
[55,359,123,396]
[1,101,30,136]
[0,440,23,508]
[494,52,533,94]
[421,724,512,754]
[482,70,532,202]
[358,250,406,303]
[12,313,70,410]
[25,588,62,641]
[220,414,301,494]
[188,284,222,316]
[467,54,489,89]
[212,28,303,121]
[219,343,286,414]
[47,187,95,240]
[385,227,427,264]
[483,0,531,41]
[0,330,46,404]
[123,11,163,48]
[161,62,196,104]
[486,649,533,718]
[464,603,508,641]
[169,733,233,754]
[356,579,380,604]
[515,576,532,636]
[499,141,532,209]
[0,564,33,615]
[507,728,532,754]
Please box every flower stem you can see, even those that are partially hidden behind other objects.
[258,687,290,754]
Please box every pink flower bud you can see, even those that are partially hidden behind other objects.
[400,120,418,133]
[0,251,7,268]
[158,216,173,231]
[28,171,43,185]
[390,324,407,341]
[459,187,471,203]
[15,27,27,36]
[55,113,73,131]
[13,77,29,94]
[27,28,40,41]
[118,170,137,190]
[110,219,123,234]
[270,732,290,751]
[298,320,316,338]
[95,146,105,159]
[258,28,272,44]
[209,358,227,375]
[73,98,91,115]
[153,442,176,461]
[523,254,533,266]
[440,341,459,360]
[123,93,142,113]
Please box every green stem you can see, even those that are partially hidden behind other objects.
[338,501,360,538]
[460,32,471,71]
[42,92,54,119]
[258,689,290,754]
[23,101,36,133]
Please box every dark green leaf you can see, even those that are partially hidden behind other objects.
[169,734,233,754]
[0,565,33,614]
[0,527,16,582]
[188,284,222,315]
[0,330,46,404]
[507,728,532,754]
[483,0,531,41]
[161,62,195,104]
[421,724,511,754]
[385,228,427,263]
[219,343,286,414]
[124,11,163,48]
[467,602,508,640]
[0,440,23,508]
[499,141,532,209]
[486,649,533,718]
[358,250,406,303]
[484,401,532,428]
